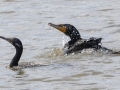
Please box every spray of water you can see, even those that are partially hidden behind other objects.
[62,35,65,47]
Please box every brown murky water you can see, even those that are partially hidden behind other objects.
[0,0,120,90]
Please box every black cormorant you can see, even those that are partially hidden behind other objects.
[49,23,120,55]
[0,36,48,70]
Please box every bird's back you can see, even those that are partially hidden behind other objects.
[64,37,102,55]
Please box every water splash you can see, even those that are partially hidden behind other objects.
[62,35,65,47]
[36,48,64,59]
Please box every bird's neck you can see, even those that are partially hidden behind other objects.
[66,28,81,48]
[10,48,23,68]
[69,33,81,42]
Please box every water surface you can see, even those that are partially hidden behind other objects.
[0,0,120,90]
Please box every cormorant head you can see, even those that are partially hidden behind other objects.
[48,23,81,41]
[0,36,23,68]
[0,36,23,51]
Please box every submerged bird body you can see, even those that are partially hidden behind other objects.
[49,23,120,55]
[0,36,48,70]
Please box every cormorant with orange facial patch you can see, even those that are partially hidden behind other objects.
[49,23,120,55]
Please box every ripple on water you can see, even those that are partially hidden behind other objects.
[98,8,115,12]
[0,11,15,14]
[4,0,24,2]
